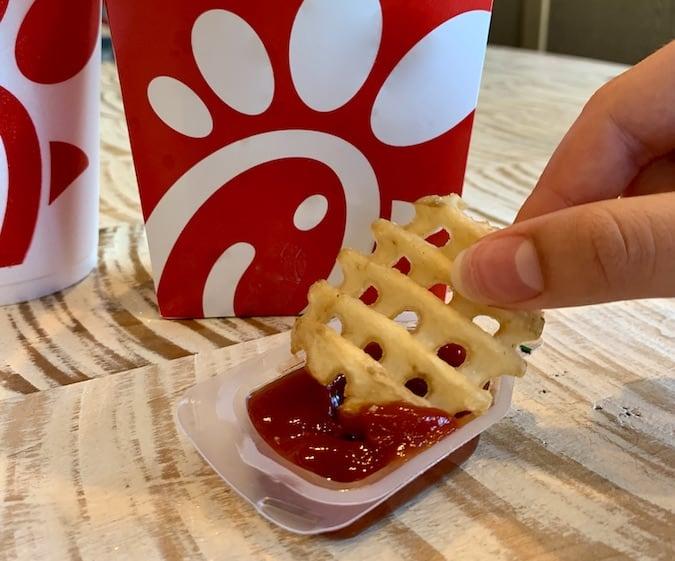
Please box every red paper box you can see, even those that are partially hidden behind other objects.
[106,0,492,318]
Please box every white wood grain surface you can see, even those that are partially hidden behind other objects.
[0,47,673,560]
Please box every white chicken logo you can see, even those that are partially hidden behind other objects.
[140,0,491,316]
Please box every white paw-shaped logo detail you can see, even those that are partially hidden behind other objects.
[142,0,491,317]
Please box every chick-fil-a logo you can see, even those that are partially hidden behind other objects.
[0,0,99,268]
[107,0,492,317]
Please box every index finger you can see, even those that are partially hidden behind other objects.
[517,41,675,222]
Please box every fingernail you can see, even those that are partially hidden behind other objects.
[451,236,544,304]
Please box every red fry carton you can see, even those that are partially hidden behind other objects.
[0,0,101,305]
[106,0,493,318]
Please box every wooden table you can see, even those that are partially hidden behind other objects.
[1,47,673,560]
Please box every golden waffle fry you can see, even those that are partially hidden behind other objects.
[291,195,544,416]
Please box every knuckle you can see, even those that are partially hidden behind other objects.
[584,211,625,288]
[581,209,656,289]
[584,81,615,116]
[584,78,652,162]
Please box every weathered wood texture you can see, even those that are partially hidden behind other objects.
[0,48,673,560]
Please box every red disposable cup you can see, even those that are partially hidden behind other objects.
[0,0,101,305]
[107,0,493,318]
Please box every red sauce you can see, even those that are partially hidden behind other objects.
[363,341,383,361]
[437,343,467,367]
[426,228,450,247]
[359,285,379,305]
[247,368,457,483]
[393,257,412,275]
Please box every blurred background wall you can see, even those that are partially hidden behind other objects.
[102,2,674,65]
[489,0,675,64]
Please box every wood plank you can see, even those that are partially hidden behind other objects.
[0,318,672,560]
[1,49,626,399]
[0,224,292,399]
[2,47,672,560]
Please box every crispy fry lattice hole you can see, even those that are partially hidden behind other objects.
[425,228,450,247]
[394,309,420,331]
[363,341,383,361]
[359,285,379,305]
[405,377,429,397]
[327,316,343,334]
[473,315,501,336]
[291,195,545,416]
[393,256,412,275]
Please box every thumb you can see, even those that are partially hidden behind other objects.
[451,194,675,309]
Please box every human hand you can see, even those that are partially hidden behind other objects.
[452,42,675,309]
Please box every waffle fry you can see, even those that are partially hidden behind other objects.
[291,195,544,416]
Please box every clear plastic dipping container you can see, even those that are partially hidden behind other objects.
[176,329,515,535]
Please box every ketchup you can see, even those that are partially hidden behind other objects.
[247,368,457,483]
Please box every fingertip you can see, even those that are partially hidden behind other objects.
[450,248,479,301]
[451,236,543,306]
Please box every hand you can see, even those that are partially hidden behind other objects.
[452,42,675,309]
